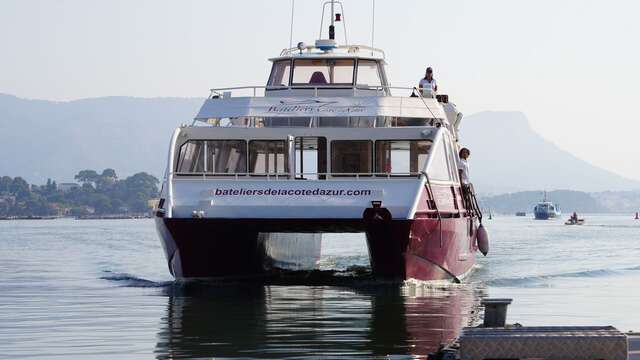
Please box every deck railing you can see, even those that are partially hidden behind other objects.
[172,172,424,180]
[208,85,435,99]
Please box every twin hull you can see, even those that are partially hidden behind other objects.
[155,178,478,281]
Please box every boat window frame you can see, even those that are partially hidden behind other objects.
[329,139,373,177]
[427,137,454,183]
[373,139,433,177]
[175,139,250,176]
[248,139,290,176]
[291,58,356,87]
[175,140,206,174]
[204,139,248,176]
[443,133,461,184]
[267,59,293,88]
[355,59,384,89]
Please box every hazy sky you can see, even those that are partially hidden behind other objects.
[1,0,639,180]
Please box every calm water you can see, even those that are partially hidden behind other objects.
[1,215,639,359]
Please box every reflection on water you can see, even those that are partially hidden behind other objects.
[155,277,484,359]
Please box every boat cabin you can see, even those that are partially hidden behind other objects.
[265,48,389,97]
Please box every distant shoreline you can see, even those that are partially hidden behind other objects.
[0,214,152,221]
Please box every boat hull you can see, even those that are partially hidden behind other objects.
[155,215,477,281]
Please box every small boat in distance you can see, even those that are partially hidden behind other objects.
[565,218,585,225]
[515,212,526,217]
[565,212,584,225]
[533,192,561,220]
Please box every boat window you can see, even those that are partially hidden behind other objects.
[249,140,288,175]
[292,59,355,86]
[428,139,452,182]
[206,140,247,174]
[317,116,375,128]
[176,141,205,173]
[375,117,434,127]
[263,117,314,127]
[267,60,291,87]
[375,140,432,176]
[295,137,327,180]
[444,135,460,183]
[356,60,382,87]
[331,140,372,176]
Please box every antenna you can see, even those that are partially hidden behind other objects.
[288,0,295,49]
[329,0,335,40]
[318,1,347,45]
[371,0,376,53]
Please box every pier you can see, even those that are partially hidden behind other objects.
[430,299,640,360]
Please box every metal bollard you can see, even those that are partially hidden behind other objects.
[481,298,512,327]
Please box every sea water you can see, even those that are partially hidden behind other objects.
[0,215,638,359]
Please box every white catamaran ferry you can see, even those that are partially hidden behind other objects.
[155,1,486,281]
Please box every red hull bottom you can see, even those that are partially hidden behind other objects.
[156,216,477,281]
[365,216,477,281]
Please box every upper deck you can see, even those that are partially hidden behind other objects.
[191,41,463,139]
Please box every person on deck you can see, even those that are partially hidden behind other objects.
[458,148,471,186]
[419,67,438,94]
[458,148,473,211]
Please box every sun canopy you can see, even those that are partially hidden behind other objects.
[194,96,445,120]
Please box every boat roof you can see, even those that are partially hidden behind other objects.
[270,43,387,63]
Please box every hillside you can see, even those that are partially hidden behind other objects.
[461,111,640,193]
[0,94,202,183]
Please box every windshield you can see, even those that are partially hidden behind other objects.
[292,59,355,86]
[267,60,291,87]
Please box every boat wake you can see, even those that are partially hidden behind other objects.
[487,265,640,288]
[99,270,173,288]
[583,224,640,229]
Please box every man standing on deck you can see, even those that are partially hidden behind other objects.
[458,148,471,186]
[458,148,473,210]
[419,67,438,94]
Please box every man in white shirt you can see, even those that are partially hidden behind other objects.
[458,147,473,211]
[457,147,471,185]
[419,67,438,94]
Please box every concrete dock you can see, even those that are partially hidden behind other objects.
[440,299,640,360]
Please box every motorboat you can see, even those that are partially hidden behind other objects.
[534,192,561,220]
[154,1,485,281]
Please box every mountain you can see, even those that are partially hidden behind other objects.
[460,111,640,193]
[0,94,202,183]
[1,94,639,193]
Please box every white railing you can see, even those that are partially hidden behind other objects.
[278,44,386,59]
[208,85,434,99]
[172,172,424,180]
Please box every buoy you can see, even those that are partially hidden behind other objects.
[477,223,489,256]
[636,212,639,220]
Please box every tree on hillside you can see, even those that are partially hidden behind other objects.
[44,178,57,194]
[101,168,117,179]
[74,170,99,185]
[0,201,9,216]
[124,172,159,198]
[0,176,12,193]
[10,177,30,200]
[96,168,118,191]
[123,172,159,212]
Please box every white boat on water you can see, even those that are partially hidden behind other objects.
[154,1,485,281]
